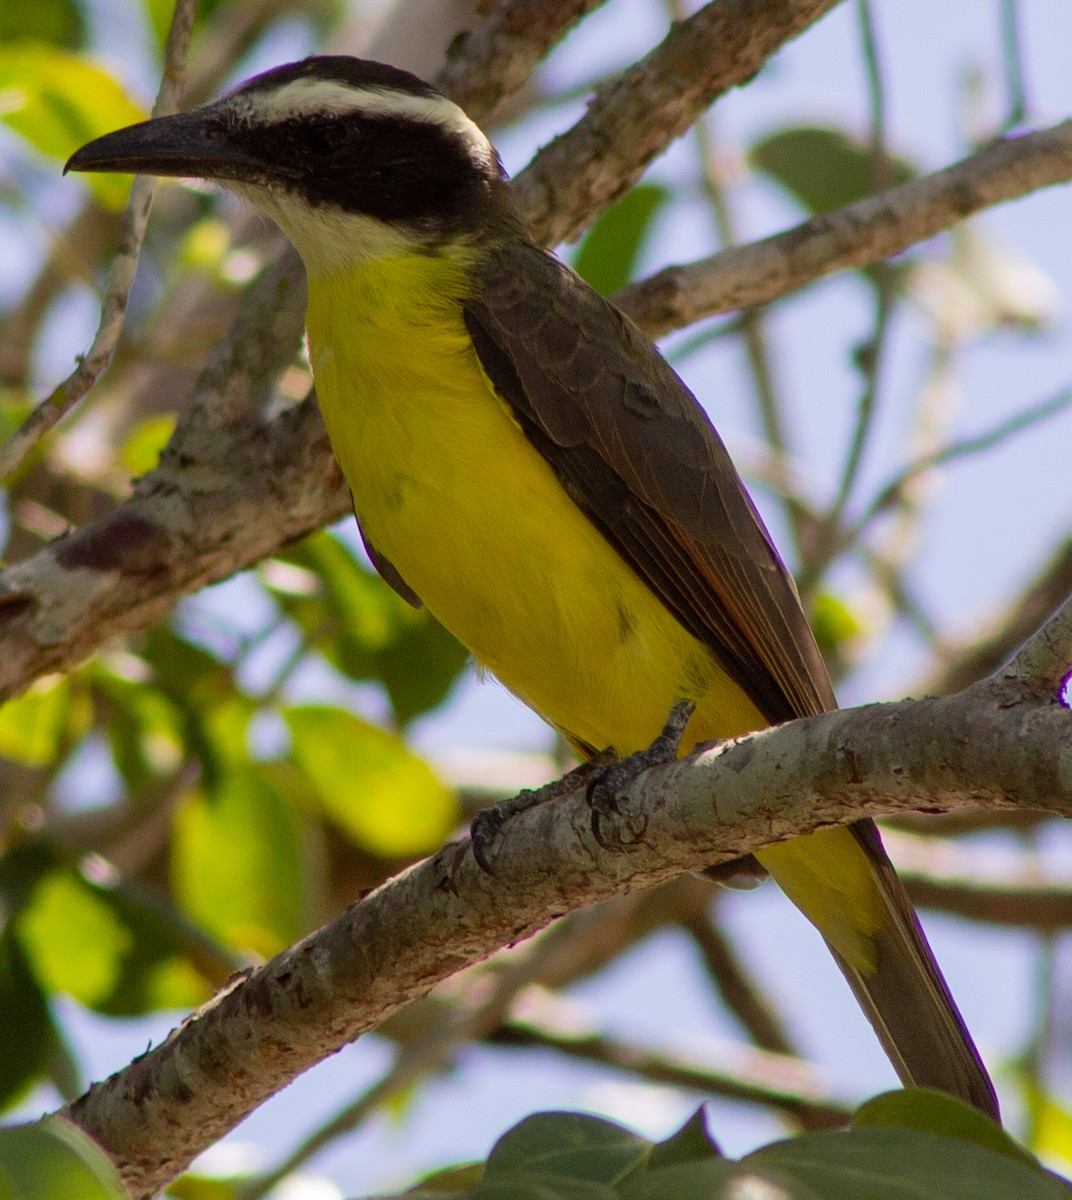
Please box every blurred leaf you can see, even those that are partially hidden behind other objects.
[0,43,145,208]
[284,705,457,857]
[810,591,866,660]
[120,413,177,476]
[751,125,915,215]
[15,869,132,1006]
[172,769,307,955]
[371,607,470,726]
[268,533,468,724]
[0,927,55,1111]
[485,1112,650,1184]
[0,673,74,765]
[166,1173,245,1199]
[88,888,210,1016]
[1016,1078,1072,1169]
[573,183,668,296]
[854,1088,1033,1167]
[142,628,249,787]
[0,1118,125,1199]
[0,0,85,48]
[91,659,185,794]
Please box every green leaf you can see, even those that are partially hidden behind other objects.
[620,1158,746,1200]
[415,1161,485,1191]
[83,888,211,1016]
[474,1179,618,1200]
[0,0,85,48]
[284,705,458,857]
[0,44,145,208]
[0,1118,125,1199]
[0,927,56,1111]
[647,1109,721,1169]
[266,533,468,725]
[166,1173,245,1199]
[120,413,177,476]
[142,628,250,787]
[854,1089,1034,1168]
[810,591,866,660]
[748,1127,1071,1200]
[573,183,669,296]
[172,769,307,955]
[15,869,133,1006]
[0,674,73,765]
[485,1112,651,1184]
[91,659,185,794]
[750,126,915,215]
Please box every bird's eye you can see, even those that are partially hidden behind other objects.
[306,120,347,156]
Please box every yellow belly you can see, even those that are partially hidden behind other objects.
[306,258,766,755]
[306,254,883,972]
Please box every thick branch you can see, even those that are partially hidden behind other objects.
[64,658,1072,1196]
[2,117,1069,703]
[514,0,844,245]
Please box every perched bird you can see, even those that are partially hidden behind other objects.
[67,55,997,1115]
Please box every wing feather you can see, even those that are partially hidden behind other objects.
[464,239,833,725]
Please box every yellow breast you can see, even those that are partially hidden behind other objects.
[305,254,763,754]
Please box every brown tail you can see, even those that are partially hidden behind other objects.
[759,819,999,1119]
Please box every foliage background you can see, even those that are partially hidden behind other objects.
[1,0,1072,1195]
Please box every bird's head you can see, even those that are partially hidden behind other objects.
[66,56,513,275]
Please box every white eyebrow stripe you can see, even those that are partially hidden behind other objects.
[233,77,497,168]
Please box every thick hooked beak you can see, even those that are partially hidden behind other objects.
[65,108,261,183]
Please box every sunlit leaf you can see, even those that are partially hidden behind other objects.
[0,674,72,766]
[120,413,177,476]
[854,1089,1033,1167]
[15,869,132,1006]
[284,705,457,857]
[810,590,866,660]
[172,769,307,955]
[0,1118,125,1199]
[0,44,145,208]
[573,183,669,296]
[166,1171,246,1199]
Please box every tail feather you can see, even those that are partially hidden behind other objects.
[759,819,999,1119]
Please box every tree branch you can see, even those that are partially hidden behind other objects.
[513,0,844,245]
[615,120,1072,335]
[63,620,1072,1196]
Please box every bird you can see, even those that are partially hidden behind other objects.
[66,55,997,1116]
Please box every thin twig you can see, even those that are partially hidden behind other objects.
[852,384,1072,537]
[488,991,851,1131]
[0,0,198,481]
[999,0,1029,130]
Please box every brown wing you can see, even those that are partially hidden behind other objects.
[464,238,835,725]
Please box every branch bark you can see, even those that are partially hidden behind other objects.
[2,114,1070,703]
[615,120,1072,335]
[63,599,1072,1196]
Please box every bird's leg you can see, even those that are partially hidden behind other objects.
[586,698,696,848]
[469,755,610,875]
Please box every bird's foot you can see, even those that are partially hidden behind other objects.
[586,698,696,849]
[470,758,604,875]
